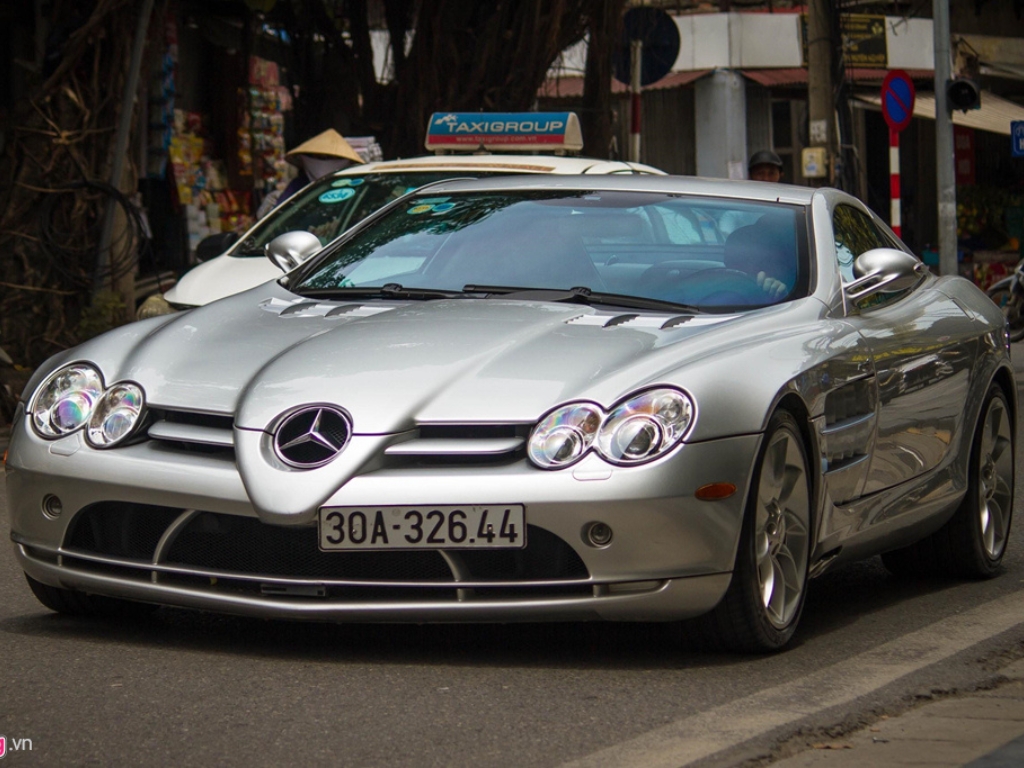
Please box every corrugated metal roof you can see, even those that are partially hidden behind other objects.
[855,90,1024,136]
[539,70,711,99]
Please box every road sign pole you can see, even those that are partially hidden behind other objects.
[890,128,901,238]
[880,70,915,242]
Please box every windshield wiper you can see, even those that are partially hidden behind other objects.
[462,284,703,314]
[298,283,467,301]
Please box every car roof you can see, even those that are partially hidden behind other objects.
[398,173,820,205]
[334,154,665,176]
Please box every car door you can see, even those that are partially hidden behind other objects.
[835,204,976,494]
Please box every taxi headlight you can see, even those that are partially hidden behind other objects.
[30,364,104,438]
[136,294,178,319]
[596,388,694,465]
[528,403,602,469]
[87,382,146,447]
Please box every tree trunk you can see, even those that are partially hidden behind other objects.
[581,0,626,159]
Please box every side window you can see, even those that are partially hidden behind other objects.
[832,205,888,282]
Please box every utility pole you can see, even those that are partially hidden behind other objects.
[806,0,835,186]
[934,0,958,276]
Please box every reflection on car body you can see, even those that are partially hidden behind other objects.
[7,175,1015,652]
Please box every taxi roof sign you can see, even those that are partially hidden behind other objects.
[425,112,584,154]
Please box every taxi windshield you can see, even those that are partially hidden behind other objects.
[295,190,809,310]
[231,171,505,257]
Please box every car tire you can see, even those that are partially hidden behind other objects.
[25,574,159,617]
[686,410,813,653]
[882,384,1014,580]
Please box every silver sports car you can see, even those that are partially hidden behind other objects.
[6,175,1015,652]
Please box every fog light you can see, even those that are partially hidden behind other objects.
[42,494,63,518]
[584,521,614,547]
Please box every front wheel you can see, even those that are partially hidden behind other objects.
[688,410,813,652]
[987,283,1024,342]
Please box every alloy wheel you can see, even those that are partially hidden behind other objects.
[977,394,1013,560]
[754,426,811,629]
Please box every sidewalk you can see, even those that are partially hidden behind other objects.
[768,659,1024,768]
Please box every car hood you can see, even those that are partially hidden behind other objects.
[94,284,778,435]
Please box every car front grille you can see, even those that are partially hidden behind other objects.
[60,503,590,600]
[383,423,531,466]
[146,408,235,455]
[143,409,532,466]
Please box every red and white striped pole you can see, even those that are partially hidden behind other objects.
[889,127,901,238]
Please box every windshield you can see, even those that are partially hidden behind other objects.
[231,171,505,257]
[295,190,809,310]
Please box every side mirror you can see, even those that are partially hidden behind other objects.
[845,248,928,302]
[195,231,240,262]
[265,231,323,272]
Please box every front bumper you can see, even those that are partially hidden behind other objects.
[14,541,732,622]
[7,413,761,622]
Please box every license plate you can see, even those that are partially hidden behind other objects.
[318,505,526,551]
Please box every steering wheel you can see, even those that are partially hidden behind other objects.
[638,264,766,306]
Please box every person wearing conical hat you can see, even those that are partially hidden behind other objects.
[256,129,365,218]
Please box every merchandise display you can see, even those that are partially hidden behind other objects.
[169,111,253,256]
[243,56,290,200]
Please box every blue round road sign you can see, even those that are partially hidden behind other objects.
[881,70,916,133]
[613,7,681,87]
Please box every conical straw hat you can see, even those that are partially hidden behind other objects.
[285,129,364,166]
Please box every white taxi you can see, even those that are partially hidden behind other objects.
[147,113,663,313]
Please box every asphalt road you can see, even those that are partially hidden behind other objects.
[3,362,1024,767]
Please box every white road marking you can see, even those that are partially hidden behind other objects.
[560,591,1024,768]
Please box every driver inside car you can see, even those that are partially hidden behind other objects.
[722,215,798,303]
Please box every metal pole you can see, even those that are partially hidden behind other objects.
[890,127,902,238]
[807,0,834,187]
[629,39,642,163]
[95,0,155,292]
[934,0,958,276]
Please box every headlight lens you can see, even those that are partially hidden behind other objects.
[30,364,104,438]
[87,383,145,447]
[597,389,694,464]
[528,403,602,469]
[527,388,695,469]
[136,294,178,319]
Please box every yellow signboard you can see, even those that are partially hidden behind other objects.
[801,14,888,69]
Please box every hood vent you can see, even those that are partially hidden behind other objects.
[566,312,694,329]
[259,297,400,320]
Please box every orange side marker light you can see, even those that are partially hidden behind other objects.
[695,482,737,501]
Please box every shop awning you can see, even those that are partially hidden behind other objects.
[854,90,1024,136]
[740,68,934,87]
[539,70,710,99]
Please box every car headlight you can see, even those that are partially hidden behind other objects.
[30,364,104,438]
[87,382,145,447]
[528,388,694,469]
[596,388,694,465]
[527,403,602,469]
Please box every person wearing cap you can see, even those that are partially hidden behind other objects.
[256,129,364,218]
[748,150,784,182]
